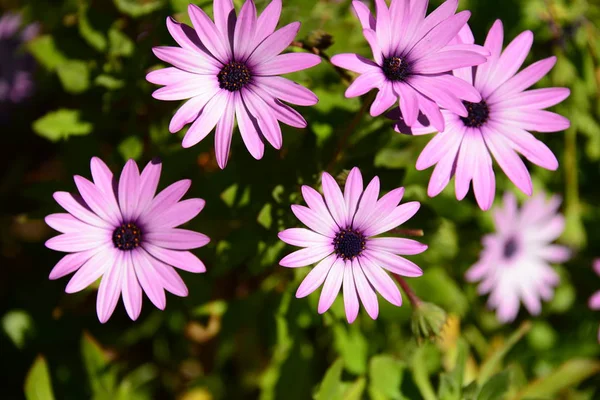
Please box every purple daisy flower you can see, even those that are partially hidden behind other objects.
[590,259,600,342]
[330,0,488,130]
[147,0,321,169]
[0,12,39,104]
[395,21,570,210]
[466,192,570,323]
[278,167,427,323]
[45,157,210,323]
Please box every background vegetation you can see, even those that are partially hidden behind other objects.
[1,0,599,399]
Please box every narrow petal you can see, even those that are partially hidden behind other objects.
[45,232,109,253]
[345,71,385,98]
[278,228,331,247]
[367,238,428,255]
[493,109,570,133]
[215,92,236,169]
[291,205,336,237]
[145,229,210,250]
[589,291,600,310]
[394,82,419,127]
[74,176,122,226]
[409,11,471,61]
[65,248,115,293]
[475,19,504,91]
[253,0,282,45]
[374,0,392,55]
[49,248,100,280]
[53,192,110,229]
[414,91,445,132]
[342,261,360,323]
[243,87,283,148]
[143,243,207,273]
[354,187,405,232]
[280,245,334,268]
[233,0,257,60]
[213,0,236,40]
[133,251,166,310]
[118,159,141,222]
[354,259,379,319]
[97,256,124,323]
[454,129,479,200]
[352,177,380,229]
[148,256,188,296]
[142,180,191,219]
[483,129,533,195]
[413,50,487,74]
[145,199,205,231]
[363,250,423,277]
[343,167,363,225]
[318,257,345,314]
[409,76,468,117]
[253,53,321,75]
[236,93,265,159]
[415,0,458,41]
[360,255,402,306]
[188,4,231,63]
[151,46,221,74]
[363,202,421,237]
[538,245,571,263]
[301,186,338,230]
[321,172,347,228]
[427,134,463,197]
[416,123,464,170]
[90,157,117,200]
[45,213,104,234]
[330,53,379,74]
[135,159,163,218]
[296,253,337,298]
[352,0,376,31]
[146,67,195,85]
[370,82,396,116]
[363,28,383,65]
[492,87,570,110]
[152,77,218,101]
[247,22,300,66]
[122,252,143,321]
[254,76,318,106]
[489,57,556,99]
[182,90,229,148]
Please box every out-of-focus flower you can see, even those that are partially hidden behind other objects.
[589,259,600,342]
[147,0,321,169]
[45,158,209,323]
[466,192,570,323]
[0,12,39,104]
[331,0,487,128]
[278,167,427,323]
[394,20,569,210]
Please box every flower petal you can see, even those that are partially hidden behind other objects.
[489,57,556,99]
[213,0,236,40]
[118,159,141,222]
[152,46,221,74]
[145,229,210,250]
[233,0,257,60]
[74,176,122,226]
[253,0,282,46]
[97,256,125,323]
[360,255,402,306]
[363,249,423,277]
[345,71,385,98]
[142,179,191,219]
[148,256,188,297]
[318,257,345,314]
[409,11,471,61]
[215,92,236,169]
[243,87,283,149]
[344,167,363,225]
[363,202,420,237]
[253,53,321,76]
[342,260,360,323]
[65,247,115,293]
[122,252,143,321]
[352,177,380,229]
[367,238,428,255]
[144,199,205,231]
[49,248,100,280]
[143,243,206,273]
[296,254,336,298]
[45,213,104,234]
[45,232,109,253]
[330,53,379,74]
[133,251,166,310]
[254,76,318,106]
[352,0,376,31]
[135,159,163,218]
[279,245,334,268]
[370,82,397,116]
[301,185,338,229]
[278,228,331,247]
[235,93,265,159]
[181,90,229,148]
[353,259,379,319]
[247,22,300,66]
[291,205,336,237]
[188,4,231,63]
[321,172,347,228]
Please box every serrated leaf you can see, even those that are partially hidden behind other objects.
[57,60,90,94]
[118,136,144,161]
[33,109,93,142]
[368,355,405,400]
[27,36,68,71]
[315,358,344,400]
[24,356,55,400]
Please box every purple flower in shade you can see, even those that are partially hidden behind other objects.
[0,12,39,103]
[395,21,570,210]
[147,0,321,169]
[466,192,570,323]
[330,0,488,129]
[45,157,210,323]
[278,168,427,323]
[589,259,600,342]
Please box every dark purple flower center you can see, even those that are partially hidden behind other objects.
[112,223,142,251]
[333,228,366,260]
[460,100,490,128]
[217,61,251,92]
[382,56,411,82]
[502,236,519,259]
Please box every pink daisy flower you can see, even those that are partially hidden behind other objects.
[147,0,321,169]
[395,20,570,210]
[589,259,600,342]
[45,157,210,323]
[466,192,570,323]
[278,167,427,323]
[331,0,488,129]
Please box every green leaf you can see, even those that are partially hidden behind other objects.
[368,355,405,400]
[2,309,35,349]
[257,203,273,229]
[477,371,510,400]
[27,36,68,71]
[113,0,165,18]
[333,323,367,375]
[81,332,116,397]
[95,75,125,90]
[109,27,134,57]
[513,359,600,400]
[314,358,344,400]
[526,321,557,351]
[118,136,144,161]
[33,109,93,142]
[57,60,90,94]
[342,377,366,400]
[78,6,107,52]
[24,356,55,400]
[411,344,438,400]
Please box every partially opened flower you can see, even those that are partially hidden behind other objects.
[45,157,209,323]
[147,0,321,169]
[394,20,570,210]
[278,168,427,323]
[331,0,487,129]
[0,12,39,104]
[466,192,570,323]
[589,259,600,342]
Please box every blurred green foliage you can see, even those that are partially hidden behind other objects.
[1,0,599,399]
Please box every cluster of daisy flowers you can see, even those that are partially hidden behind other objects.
[40,0,598,340]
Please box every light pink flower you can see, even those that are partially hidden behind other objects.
[147,0,321,169]
[278,167,427,323]
[45,157,209,323]
[395,20,570,210]
[466,192,570,323]
[589,259,600,342]
[331,0,488,129]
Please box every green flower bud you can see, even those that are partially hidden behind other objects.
[411,302,448,343]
